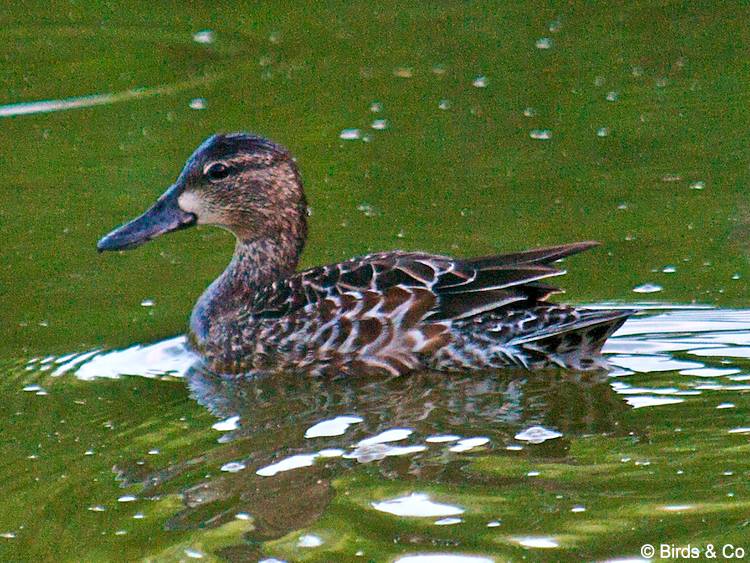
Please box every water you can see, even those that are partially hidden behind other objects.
[2,2,750,561]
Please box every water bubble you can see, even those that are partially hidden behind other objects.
[487,520,501,527]
[605,91,619,102]
[371,119,388,130]
[298,534,323,548]
[338,128,362,141]
[435,517,463,525]
[22,384,43,392]
[523,107,537,117]
[571,506,586,513]
[514,426,562,444]
[529,129,552,140]
[717,402,736,409]
[514,537,559,549]
[147,449,160,455]
[438,99,451,110]
[535,37,552,49]
[192,30,214,44]
[184,548,205,559]
[472,75,488,88]
[1,533,16,539]
[632,283,663,294]
[356,202,379,217]
[88,505,106,512]
[189,98,206,110]
[732,273,741,280]
[449,437,490,452]
[690,180,705,190]
[220,461,246,473]
[117,495,137,503]
[596,127,610,137]
[662,266,676,273]
[235,512,251,520]
[527,470,540,477]
[140,299,155,307]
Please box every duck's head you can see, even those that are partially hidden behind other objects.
[97,133,307,254]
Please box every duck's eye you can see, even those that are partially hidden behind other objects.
[205,162,231,181]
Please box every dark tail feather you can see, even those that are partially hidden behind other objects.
[511,309,633,370]
[466,241,600,270]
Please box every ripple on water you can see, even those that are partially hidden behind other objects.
[395,555,495,563]
[305,415,363,438]
[371,493,464,517]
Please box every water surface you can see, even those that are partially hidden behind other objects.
[1,2,749,561]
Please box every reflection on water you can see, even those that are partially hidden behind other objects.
[9,307,750,560]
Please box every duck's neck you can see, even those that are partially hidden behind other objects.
[190,234,303,342]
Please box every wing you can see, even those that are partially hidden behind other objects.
[248,241,599,323]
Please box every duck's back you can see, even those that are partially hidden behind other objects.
[199,242,631,376]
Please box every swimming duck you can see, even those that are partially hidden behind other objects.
[98,133,631,376]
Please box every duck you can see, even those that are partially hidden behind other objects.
[97,133,632,377]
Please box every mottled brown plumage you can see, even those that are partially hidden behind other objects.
[98,133,632,377]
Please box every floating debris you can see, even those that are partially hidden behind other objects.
[393,67,413,78]
[690,180,705,190]
[370,101,382,113]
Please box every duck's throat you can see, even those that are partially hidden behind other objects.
[189,236,301,344]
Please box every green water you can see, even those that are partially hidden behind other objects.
[2,2,750,561]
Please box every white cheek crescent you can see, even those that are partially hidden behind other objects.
[178,192,212,224]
